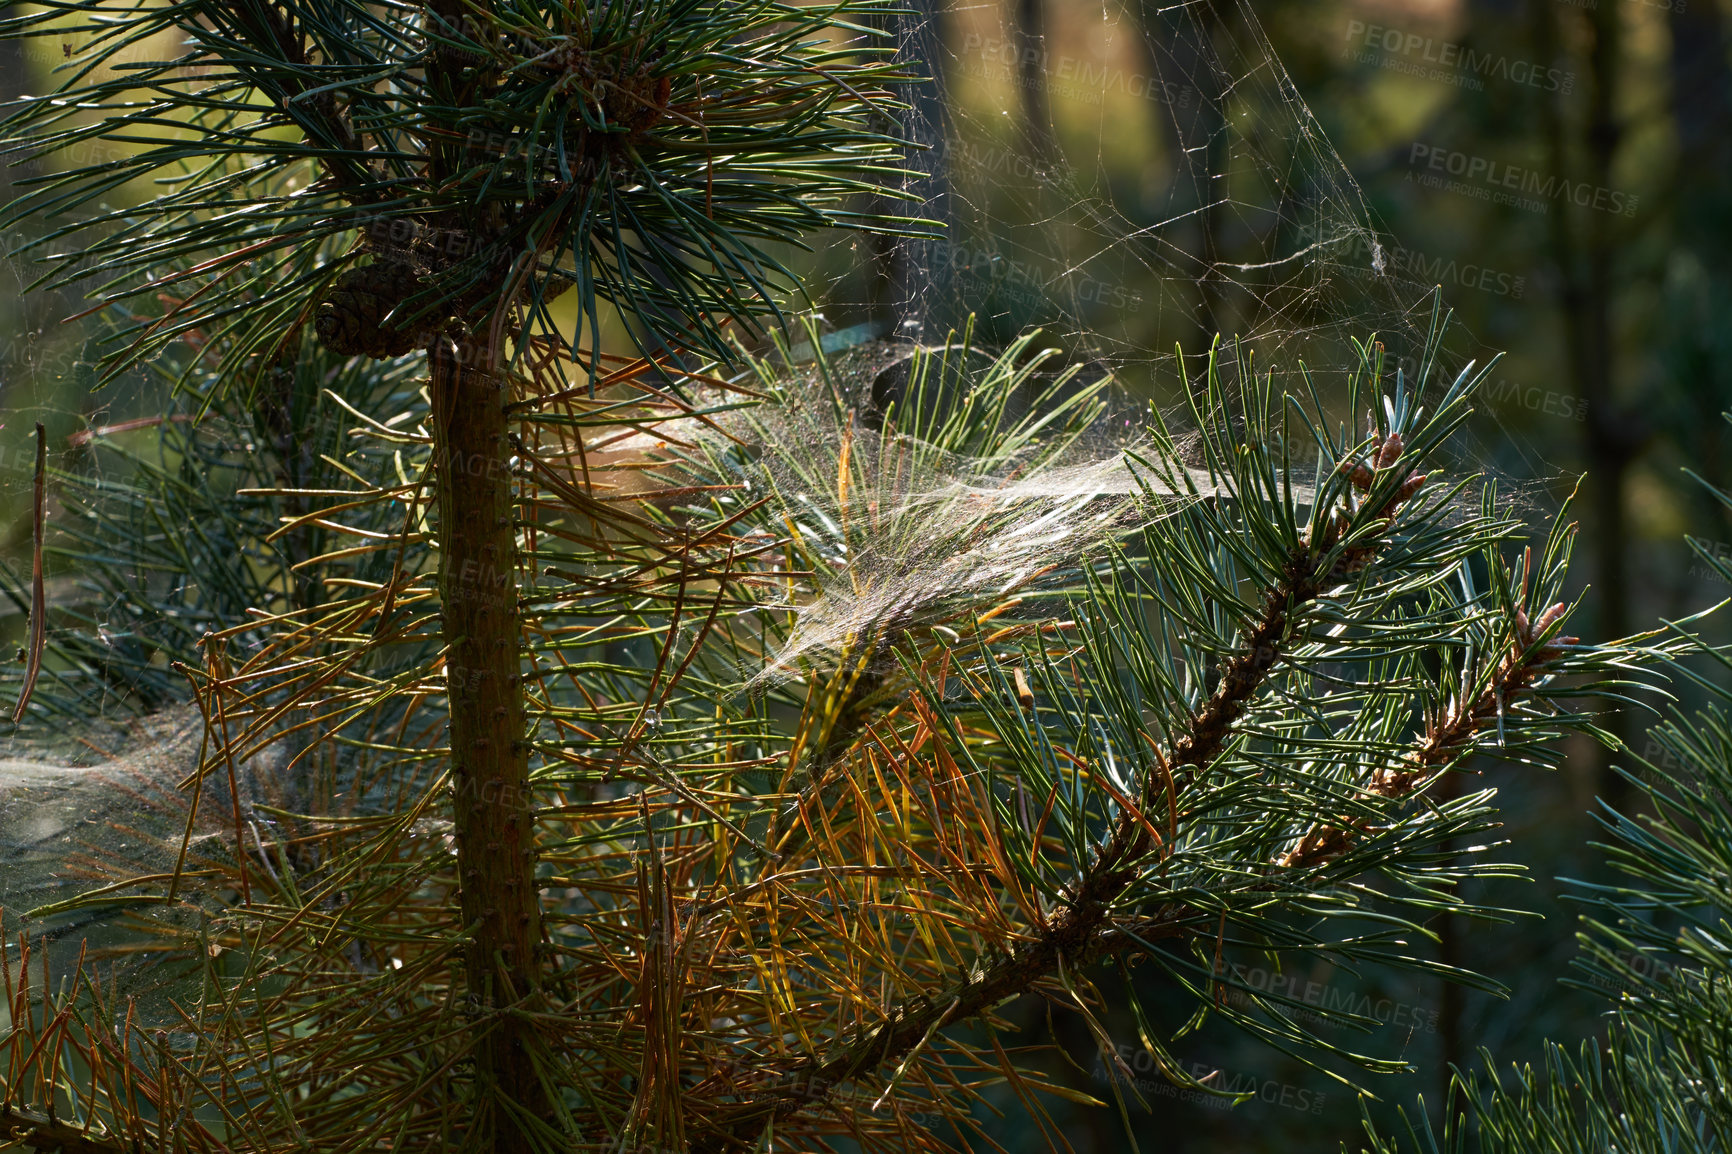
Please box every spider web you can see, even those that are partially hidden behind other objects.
[786,0,1550,485]
[684,0,1566,687]
[0,0,1580,1123]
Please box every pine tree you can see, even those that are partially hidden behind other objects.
[0,3,1684,1152]
[1366,447,1732,1154]
[1,0,921,1148]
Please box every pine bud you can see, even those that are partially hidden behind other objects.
[1533,602,1567,637]
[1375,431,1403,471]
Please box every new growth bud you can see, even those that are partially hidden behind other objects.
[1335,423,1424,507]
[1375,431,1403,471]
[1512,600,1576,663]
[1533,602,1567,636]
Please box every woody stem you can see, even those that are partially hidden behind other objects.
[692,475,1420,1152]
[432,334,549,1151]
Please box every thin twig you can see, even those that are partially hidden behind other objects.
[11,423,47,723]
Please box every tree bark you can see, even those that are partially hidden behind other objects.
[1535,0,1638,811]
[1014,0,1059,165]
[431,333,548,1150]
[1668,0,1732,542]
[1163,2,1228,348]
[868,0,955,341]
[418,0,551,1137]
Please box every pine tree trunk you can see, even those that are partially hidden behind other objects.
[431,334,548,1149]
[1155,0,1227,350]
[867,0,952,339]
[1534,0,1637,812]
[1013,0,1058,164]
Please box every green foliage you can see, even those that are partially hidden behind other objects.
[0,0,923,385]
[1357,422,1732,1154]
[0,0,1712,1148]
[1364,595,1732,1154]
[1,338,427,724]
[0,304,1683,1151]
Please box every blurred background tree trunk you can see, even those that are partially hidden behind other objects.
[869,0,957,342]
[1014,0,1060,164]
[1531,0,1640,810]
[1666,0,1732,542]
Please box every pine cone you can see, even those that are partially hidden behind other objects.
[527,270,576,305]
[314,261,429,359]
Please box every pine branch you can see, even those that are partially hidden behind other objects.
[690,430,1434,1152]
[1277,580,1579,869]
[0,0,927,381]
[1367,435,1732,1154]
[0,1106,138,1154]
[4,281,1647,1153]
[219,0,373,197]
